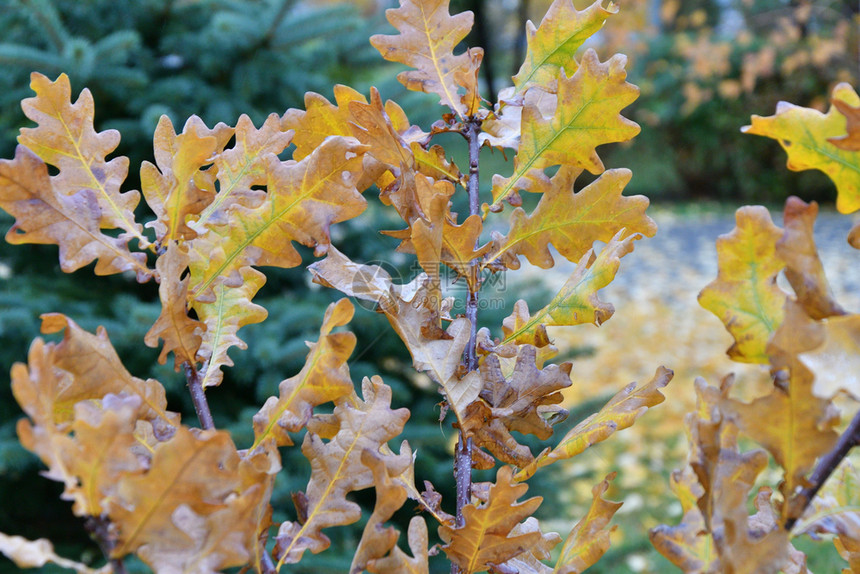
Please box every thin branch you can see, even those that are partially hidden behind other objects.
[185,362,215,430]
[785,406,860,531]
[452,117,483,574]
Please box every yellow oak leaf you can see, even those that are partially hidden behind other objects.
[144,241,204,371]
[370,0,482,119]
[553,473,622,574]
[439,466,542,573]
[274,376,411,565]
[18,72,146,246]
[515,366,671,481]
[192,113,294,229]
[282,85,368,160]
[0,146,152,281]
[491,49,640,209]
[777,196,846,319]
[486,167,656,270]
[501,231,637,346]
[742,82,860,213]
[140,115,228,242]
[513,0,618,95]
[251,299,357,448]
[698,206,786,364]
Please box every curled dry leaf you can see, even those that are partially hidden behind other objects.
[743,82,860,214]
[367,516,430,574]
[698,206,786,364]
[439,466,543,573]
[0,532,109,574]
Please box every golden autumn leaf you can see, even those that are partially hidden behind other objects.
[283,85,368,160]
[367,516,430,574]
[501,231,637,347]
[370,0,482,119]
[144,241,204,371]
[777,196,846,319]
[698,206,786,364]
[649,466,718,573]
[515,366,671,481]
[275,376,411,565]
[0,532,109,574]
[513,0,618,95]
[485,167,656,270]
[491,49,640,209]
[191,113,293,229]
[742,82,860,214]
[799,313,860,401]
[140,115,228,243]
[0,146,151,281]
[439,466,543,573]
[18,72,146,246]
[553,473,622,574]
[308,247,482,428]
[251,299,357,449]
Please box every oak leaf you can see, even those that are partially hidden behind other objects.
[777,196,846,319]
[502,231,637,347]
[282,85,368,160]
[370,0,482,118]
[799,313,860,401]
[140,115,227,242]
[144,241,204,371]
[829,98,860,151]
[275,377,411,565]
[553,473,622,574]
[18,72,145,245]
[698,206,786,364]
[0,532,108,574]
[486,167,656,270]
[252,299,357,448]
[439,466,543,573]
[794,461,860,543]
[513,0,618,95]
[515,366,672,481]
[0,146,151,281]
[492,517,560,574]
[492,49,640,208]
[367,516,430,574]
[742,82,860,213]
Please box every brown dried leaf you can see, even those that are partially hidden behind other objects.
[18,73,145,245]
[799,313,860,401]
[698,206,786,364]
[486,167,656,270]
[516,367,672,481]
[491,517,559,574]
[778,196,846,319]
[0,532,108,573]
[252,299,357,448]
[830,94,860,151]
[554,473,622,574]
[370,0,481,118]
[367,516,430,574]
[144,241,204,370]
[275,377,411,565]
[0,146,151,281]
[439,466,543,573]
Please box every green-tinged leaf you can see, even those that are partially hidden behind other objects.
[439,466,543,573]
[554,473,622,574]
[251,299,357,448]
[18,72,145,245]
[743,82,860,214]
[698,206,786,364]
[502,231,636,347]
[515,366,671,481]
[491,49,639,209]
[0,146,151,281]
[513,0,617,94]
[486,167,655,270]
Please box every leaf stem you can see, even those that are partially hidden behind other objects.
[785,405,860,531]
[452,118,483,574]
[185,362,215,430]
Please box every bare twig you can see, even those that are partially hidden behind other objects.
[785,406,860,531]
[185,363,215,430]
[84,516,127,574]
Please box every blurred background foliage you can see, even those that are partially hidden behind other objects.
[0,0,857,572]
